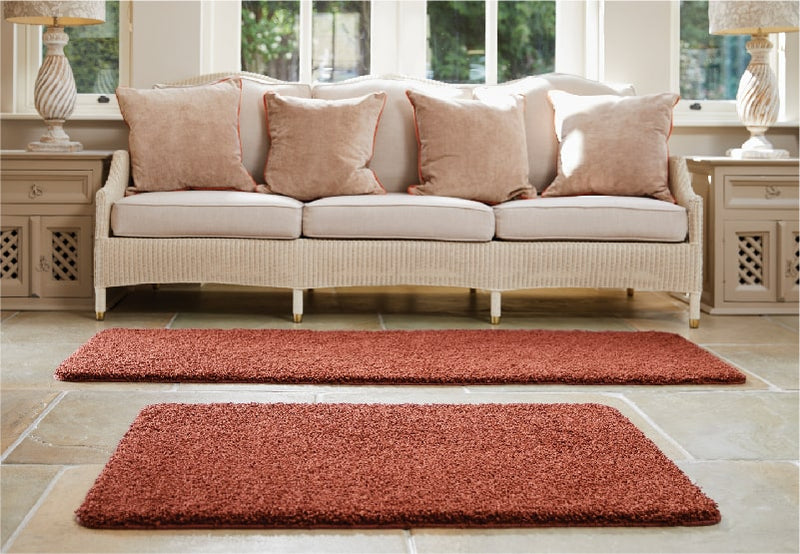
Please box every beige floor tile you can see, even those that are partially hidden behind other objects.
[171,312,382,330]
[1,390,59,452]
[4,390,316,465]
[767,314,799,331]
[0,311,172,344]
[626,312,799,343]
[624,391,799,460]
[5,465,409,554]
[410,462,798,553]
[705,343,799,391]
[0,464,61,546]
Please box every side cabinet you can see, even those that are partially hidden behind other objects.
[1,151,112,310]
[687,157,799,314]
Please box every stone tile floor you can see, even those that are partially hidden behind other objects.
[1,285,798,553]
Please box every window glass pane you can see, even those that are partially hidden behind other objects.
[427,1,485,83]
[312,1,370,82]
[498,0,555,82]
[241,1,300,81]
[58,0,119,94]
[680,0,748,100]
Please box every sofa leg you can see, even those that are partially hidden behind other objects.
[292,289,304,323]
[95,287,106,321]
[689,292,701,328]
[626,288,634,297]
[490,291,501,325]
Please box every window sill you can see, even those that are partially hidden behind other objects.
[672,117,799,129]
[1,111,123,121]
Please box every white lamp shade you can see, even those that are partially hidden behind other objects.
[3,1,105,26]
[709,0,799,35]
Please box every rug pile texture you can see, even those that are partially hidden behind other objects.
[55,328,746,384]
[76,402,722,529]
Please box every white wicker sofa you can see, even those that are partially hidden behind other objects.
[94,72,702,326]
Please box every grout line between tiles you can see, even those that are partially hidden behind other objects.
[0,311,21,324]
[1,391,68,463]
[165,313,179,329]
[377,313,387,330]
[403,529,418,554]
[613,393,696,461]
[1,465,69,553]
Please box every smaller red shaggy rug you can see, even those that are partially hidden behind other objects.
[54,328,746,385]
[76,403,721,529]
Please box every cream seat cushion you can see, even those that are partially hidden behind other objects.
[111,191,302,239]
[303,193,495,242]
[493,196,688,242]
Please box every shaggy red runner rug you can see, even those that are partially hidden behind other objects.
[76,403,721,529]
[55,328,745,385]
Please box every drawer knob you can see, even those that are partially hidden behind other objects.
[28,184,44,199]
[765,185,781,199]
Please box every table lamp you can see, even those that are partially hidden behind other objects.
[708,0,799,159]
[4,1,105,152]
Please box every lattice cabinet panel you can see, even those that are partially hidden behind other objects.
[779,222,799,302]
[0,216,29,297]
[34,216,93,299]
[723,221,776,303]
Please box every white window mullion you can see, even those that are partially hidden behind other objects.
[299,0,313,83]
[484,0,498,85]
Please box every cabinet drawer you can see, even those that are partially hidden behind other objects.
[0,170,94,204]
[724,174,799,210]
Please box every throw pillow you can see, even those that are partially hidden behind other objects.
[543,91,679,203]
[263,91,387,202]
[405,90,532,204]
[117,79,257,193]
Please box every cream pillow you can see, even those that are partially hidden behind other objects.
[263,92,387,202]
[117,79,256,193]
[544,91,679,203]
[405,90,532,204]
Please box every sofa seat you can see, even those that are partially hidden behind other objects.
[111,190,303,238]
[303,193,495,241]
[493,196,688,242]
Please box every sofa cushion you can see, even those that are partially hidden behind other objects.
[263,92,387,201]
[312,76,471,193]
[303,193,495,242]
[474,74,636,193]
[405,90,533,204]
[493,196,687,242]
[111,191,302,239]
[544,91,679,203]
[117,79,257,193]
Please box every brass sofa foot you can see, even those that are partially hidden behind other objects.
[490,315,501,325]
[689,318,699,329]
[96,311,105,321]
[293,313,303,323]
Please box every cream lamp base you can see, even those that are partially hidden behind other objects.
[29,25,82,152]
[728,33,786,160]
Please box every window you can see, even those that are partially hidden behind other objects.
[426,0,555,84]
[56,0,122,95]
[241,1,370,83]
[679,0,748,101]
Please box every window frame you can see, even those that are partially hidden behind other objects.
[13,0,131,119]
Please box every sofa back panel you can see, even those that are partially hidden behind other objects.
[312,76,471,193]
[156,75,312,184]
[475,73,635,193]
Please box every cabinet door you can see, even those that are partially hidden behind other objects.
[31,216,93,298]
[723,220,776,302]
[0,216,30,297]
[779,221,799,303]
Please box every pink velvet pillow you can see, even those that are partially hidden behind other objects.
[406,90,533,204]
[543,91,679,203]
[117,79,256,193]
[263,92,387,202]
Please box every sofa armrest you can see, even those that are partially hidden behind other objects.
[95,150,130,239]
[669,156,702,246]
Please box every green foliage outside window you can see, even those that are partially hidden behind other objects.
[241,1,300,81]
[60,0,119,94]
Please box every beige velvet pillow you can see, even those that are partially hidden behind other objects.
[543,91,679,203]
[406,90,532,204]
[117,79,256,193]
[263,92,387,202]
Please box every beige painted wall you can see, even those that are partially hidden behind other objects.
[2,0,798,156]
